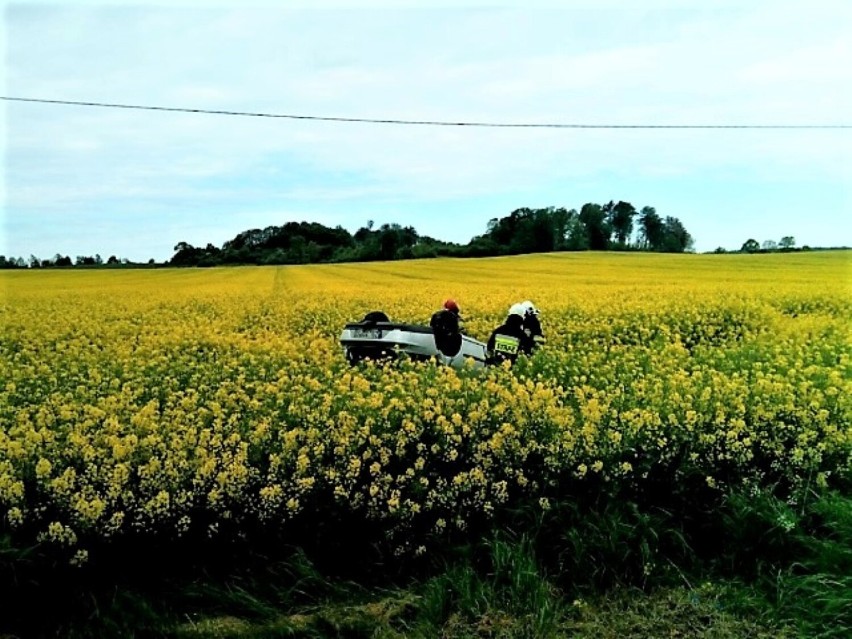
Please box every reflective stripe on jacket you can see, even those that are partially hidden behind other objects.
[493,333,520,355]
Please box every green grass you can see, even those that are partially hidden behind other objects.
[2,488,849,638]
[719,490,852,639]
[408,533,563,638]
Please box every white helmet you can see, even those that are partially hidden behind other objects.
[520,300,540,316]
[508,303,526,318]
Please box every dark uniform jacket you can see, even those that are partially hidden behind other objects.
[523,313,545,351]
[486,315,534,365]
[430,309,462,357]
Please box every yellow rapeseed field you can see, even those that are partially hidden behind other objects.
[1,251,850,563]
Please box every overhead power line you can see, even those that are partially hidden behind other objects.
[2,95,850,129]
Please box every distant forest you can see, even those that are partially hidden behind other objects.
[1,201,823,269]
[169,202,694,267]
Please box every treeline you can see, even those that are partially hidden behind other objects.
[169,221,455,267]
[731,236,802,253]
[168,202,694,267]
[0,254,153,269]
[1,201,697,269]
[468,203,692,255]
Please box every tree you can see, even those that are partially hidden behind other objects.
[354,223,374,244]
[550,207,572,250]
[607,200,637,246]
[528,208,556,252]
[661,217,694,253]
[107,255,119,265]
[0,256,26,269]
[762,240,777,251]
[371,223,419,261]
[563,213,589,250]
[741,239,760,253]
[579,203,610,250]
[485,208,525,248]
[378,224,400,261]
[779,236,796,250]
[171,242,202,266]
[638,206,665,250]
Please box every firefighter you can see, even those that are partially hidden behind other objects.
[519,300,546,351]
[486,303,534,366]
[430,299,463,357]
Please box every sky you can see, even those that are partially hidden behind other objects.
[2,0,851,263]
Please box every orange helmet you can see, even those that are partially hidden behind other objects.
[443,299,460,315]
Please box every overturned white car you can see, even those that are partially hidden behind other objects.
[340,313,487,369]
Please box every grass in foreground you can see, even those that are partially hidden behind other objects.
[3,488,847,638]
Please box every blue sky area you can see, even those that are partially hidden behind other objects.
[2,1,850,262]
